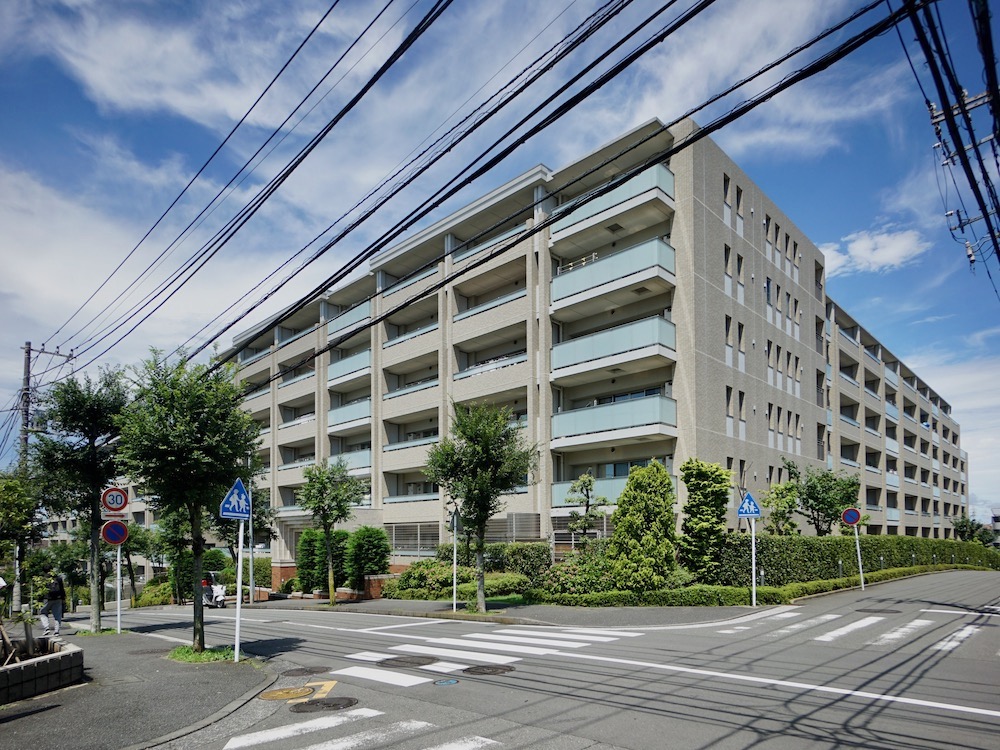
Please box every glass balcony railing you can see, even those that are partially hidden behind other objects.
[551,476,628,507]
[384,377,438,400]
[552,238,675,302]
[454,288,527,322]
[385,493,438,504]
[885,368,899,387]
[327,302,370,338]
[455,352,528,380]
[885,402,899,421]
[552,395,677,440]
[886,473,900,489]
[382,266,436,298]
[552,317,676,371]
[384,435,439,451]
[383,322,439,348]
[886,508,901,522]
[552,164,674,234]
[454,224,524,261]
[327,399,371,427]
[332,450,372,471]
[327,350,371,381]
[885,437,899,454]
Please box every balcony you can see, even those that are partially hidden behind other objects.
[385,493,438,504]
[327,302,370,339]
[886,508,901,522]
[885,437,899,454]
[839,372,860,388]
[383,322,439,349]
[551,395,677,449]
[384,435,439,452]
[886,473,900,489]
[885,402,899,421]
[551,164,674,237]
[885,368,898,387]
[551,476,628,507]
[455,352,528,380]
[384,377,439,400]
[551,317,676,382]
[838,328,857,347]
[454,224,524,262]
[552,238,675,308]
[454,288,527,322]
[332,449,372,471]
[327,399,371,429]
[328,350,371,382]
[383,266,436,298]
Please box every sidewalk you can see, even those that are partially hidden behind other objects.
[1,600,767,749]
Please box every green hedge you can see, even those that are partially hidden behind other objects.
[135,581,173,607]
[434,542,550,579]
[717,535,1000,587]
[383,570,530,601]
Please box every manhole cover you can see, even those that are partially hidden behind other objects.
[260,687,313,701]
[283,667,331,677]
[463,665,514,676]
[379,656,437,668]
[290,697,358,713]
[856,608,901,614]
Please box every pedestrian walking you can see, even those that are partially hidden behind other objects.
[39,571,66,636]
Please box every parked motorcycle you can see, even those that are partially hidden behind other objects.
[201,571,226,608]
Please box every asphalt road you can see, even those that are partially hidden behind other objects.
[112,571,1000,749]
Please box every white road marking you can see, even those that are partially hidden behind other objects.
[331,665,434,687]
[764,613,841,637]
[930,625,979,652]
[301,720,434,750]
[223,709,381,749]
[390,644,520,664]
[420,661,468,673]
[717,626,752,634]
[426,637,557,656]
[771,611,802,620]
[139,632,197,645]
[562,651,1000,718]
[814,616,884,642]
[359,620,448,632]
[344,651,390,662]
[460,633,589,648]
[494,629,620,642]
[424,737,500,750]
[921,609,1000,618]
[867,619,935,647]
[563,628,644,637]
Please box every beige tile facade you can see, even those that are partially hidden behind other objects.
[227,119,967,580]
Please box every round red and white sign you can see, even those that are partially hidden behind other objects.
[101,487,128,513]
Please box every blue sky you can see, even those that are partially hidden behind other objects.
[1,1,997,519]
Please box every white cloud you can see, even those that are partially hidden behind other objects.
[822,228,931,277]
[964,326,1000,349]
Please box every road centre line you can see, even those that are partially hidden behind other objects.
[560,651,1000,719]
[921,609,1000,618]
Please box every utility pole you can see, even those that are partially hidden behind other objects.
[13,342,73,613]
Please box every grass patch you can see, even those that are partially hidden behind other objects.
[73,628,124,636]
[168,645,244,662]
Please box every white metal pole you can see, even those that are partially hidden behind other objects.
[248,484,255,606]
[116,544,122,634]
[235,520,244,662]
[854,524,865,590]
[452,513,458,613]
[750,517,757,607]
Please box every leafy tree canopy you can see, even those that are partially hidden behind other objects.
[677,458,730,583]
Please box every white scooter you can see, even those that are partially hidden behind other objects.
[201,571,226,608]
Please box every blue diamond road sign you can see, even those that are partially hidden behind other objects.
[220,478,251,520]
[737,491,761,519]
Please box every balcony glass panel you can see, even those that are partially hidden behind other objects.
[551,476,629,507]
[454,224,523,261]
[885,402,899,421]
[552,164,674,234]
[383,322,439,348]
[454,288,526,321]
[384,378,438,400]
[886,473,900,489]
[384,435,439,451]
[839,328,857,346]
[552,239,675,302]
[886,508,901,522]
[385,493,438,504]
[455,352,528,380]
[327,350,371,381]
[552,395,676,439]
[327,302,370,337]
[885,437,899,454]
[332,450,371,471]
[885,368,898,387]
[383,266,436,298]
[552,317,676,370]
[327,399,371,426]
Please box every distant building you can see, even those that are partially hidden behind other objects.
[224,119,969,588]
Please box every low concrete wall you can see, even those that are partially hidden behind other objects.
[0,639,84,704]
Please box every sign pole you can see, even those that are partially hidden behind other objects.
[248,483,254,607]
[235,520,244,663]
[854,524,865,590]
[750,517,757,608]
[116,543,122,634]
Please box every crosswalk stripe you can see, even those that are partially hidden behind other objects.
[771,612,802,620]
[390,644,521,664]
[223,708,382,749]
[345,651,391,662]
[420,661,468,673]
[867,619,935,646]
[460,633,589,648]
[717,626,752,634]
[813,616,884,642]
[931,625,979,652]
[426,637,557,656]
[301,720,434,750]
[425,737,501,750]
[765,613,841,637]
[495,629,620,642]
[331,665,434,687]
[564,628,643,637]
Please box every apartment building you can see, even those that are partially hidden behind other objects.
[226,118,968,587]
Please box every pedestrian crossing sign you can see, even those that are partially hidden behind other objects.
[220,478,251,520]
[737,491,761,518]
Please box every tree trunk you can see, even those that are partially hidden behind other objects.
[324,526,335,602]
[474,539,486,614]
[191,509,205,652]
[89,492,102,633]
[124,551,138,607]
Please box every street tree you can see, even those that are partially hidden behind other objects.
[0,471,43,612]
[760,480,800,535]
[797,466,861,536]
[677,458,730,583]
[32,369,129,632]
[116,353,260,651]
[565,473,608,544]
[299,458,368,598]
[425,402,536,613]
[605,460,677,591]
[952,514,995,546]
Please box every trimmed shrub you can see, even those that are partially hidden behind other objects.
[345,526,391,590]
[296,528,349,592]
[280,576,300,594]
[456,573,531,600]
[504,543,551,582]
[203,548,230,572]
[168,550,194,602]
[135,581,173,607]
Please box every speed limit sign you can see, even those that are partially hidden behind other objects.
[101,487,128,514]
